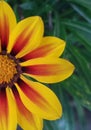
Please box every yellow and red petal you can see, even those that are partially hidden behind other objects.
[12,87,43,130]
[7,16,44,58]
[0,1,16,50]
[0,88,17,130]
[21,36,66,61]
[21,57,75,83]
[14,75,62,120]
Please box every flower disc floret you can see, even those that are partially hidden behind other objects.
[0,55,17,84]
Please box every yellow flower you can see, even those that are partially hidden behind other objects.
[0,1,75,130]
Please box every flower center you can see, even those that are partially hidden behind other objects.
[0,52,22,88]
[0,55,17,84]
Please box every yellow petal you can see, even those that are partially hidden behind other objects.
[18,112,43,130]
[21,57,75,83]
[7,16,44,58]
[12,87,43,130]
[15,75,62,120]
[0,88,17,130]
[0,0,16,50]
[6,88,17,130]
[21,36,66,60]
[37,36,66,57]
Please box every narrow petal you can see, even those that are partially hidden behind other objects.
[15,75,62,120]
[21,57,75,83]
[0,1,16,50]
[0,89,8,130]
[6,88,17,130]
[12,87,43,130]
[21,36,66,61]
[0,88,17,130]
[7,16,44,58]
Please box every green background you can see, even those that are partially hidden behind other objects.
[6,0,91,130]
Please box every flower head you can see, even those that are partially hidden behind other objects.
[0,1,75,130]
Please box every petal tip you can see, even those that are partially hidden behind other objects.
[63,40,66,47]
[57,103,63,119]
[71,64,75,73]
[51,104,63,120]
[67,62,75,79]
[33,16,43,23]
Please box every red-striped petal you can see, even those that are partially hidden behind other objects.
[21,57,75,83]
[14,75,62,120]
[21,36,65,61]
[0,89,8,130]
[0,88,17,130]
[12,87,43,130]
[7,16,44,58]
[0,1,16,50]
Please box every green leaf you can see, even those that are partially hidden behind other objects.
[64,75,91,110]
[19,2,36,10]
[61,20,91,35]
[67,0,91,11]
[70,4,91,23]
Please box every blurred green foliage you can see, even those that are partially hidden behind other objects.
[6,0,91,129]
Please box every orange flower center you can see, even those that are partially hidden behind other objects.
[0,55,17,84]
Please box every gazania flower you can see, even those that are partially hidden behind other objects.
[0,1,74,130]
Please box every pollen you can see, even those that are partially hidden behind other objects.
[0,55,17,84]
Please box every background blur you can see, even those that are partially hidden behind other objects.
[6,0,91,130]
